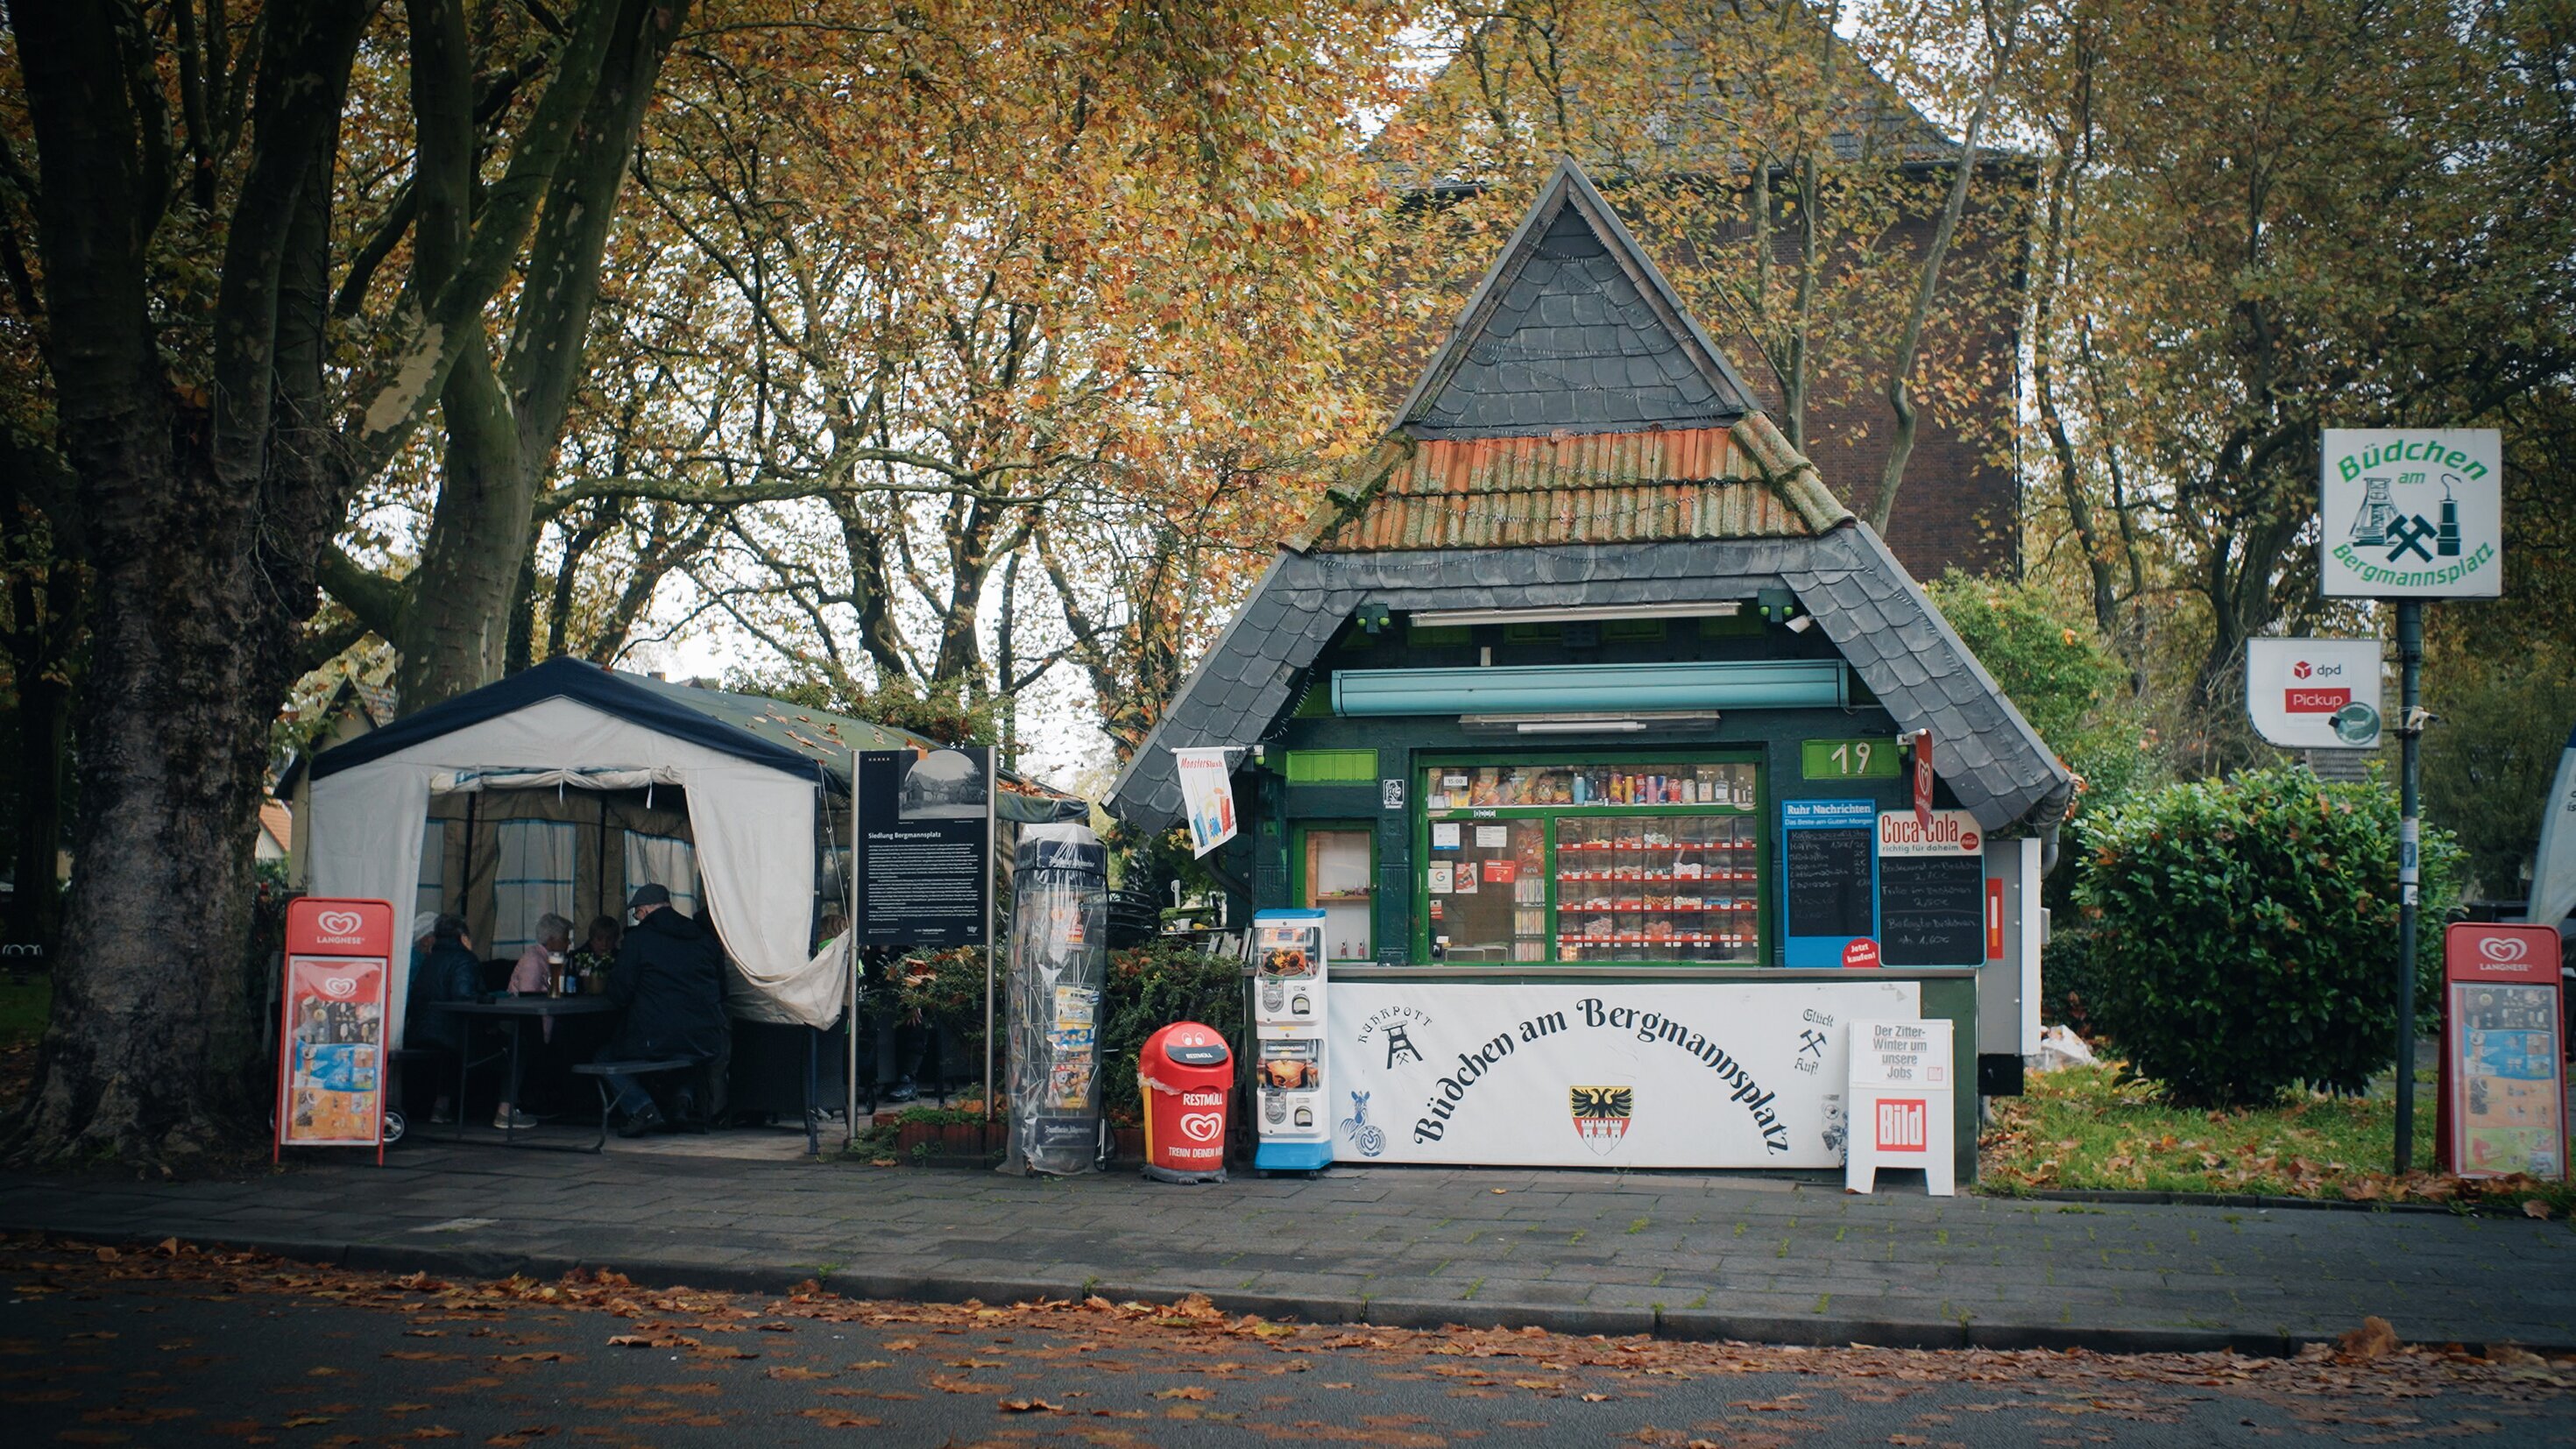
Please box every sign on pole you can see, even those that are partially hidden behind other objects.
[854,746,994,947]
[2319,428,2502,597]
[1910,730,1933,830]
[2246,638,2384,750]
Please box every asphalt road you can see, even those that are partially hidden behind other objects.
[5,1238,2572,1448]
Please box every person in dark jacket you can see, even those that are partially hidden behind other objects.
[405,914,482,1124]
[598,883,728,1134]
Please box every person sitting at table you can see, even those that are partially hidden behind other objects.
[406,914,481,1125]
[571,915,621,988]
[598,884,728,1136]
[485,912,575,1131]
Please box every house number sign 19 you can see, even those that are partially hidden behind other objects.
[1802,739,1902,781]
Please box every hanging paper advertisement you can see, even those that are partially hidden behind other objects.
[1172,747,1238,857]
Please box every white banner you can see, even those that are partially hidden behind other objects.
[1324,979,1920,1169]
[1171,747,1238,857]
[2246,638,2384,750]
[1876,809,1981,857]
[2320,428,2502,597]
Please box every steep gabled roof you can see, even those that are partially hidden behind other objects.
[1393,158,1759,439]
[1102,529,2076,838]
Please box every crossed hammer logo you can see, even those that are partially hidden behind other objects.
[2384,515,2438,562]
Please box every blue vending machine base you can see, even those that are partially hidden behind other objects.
[1254,1141,1334,1173]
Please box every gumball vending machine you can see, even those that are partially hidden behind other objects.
[1249,909,1332,1174]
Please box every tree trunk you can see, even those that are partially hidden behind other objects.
[4,660,72,969]
[1866,1,2019,533]
[4,0,369,1168]
[391,0,686,715]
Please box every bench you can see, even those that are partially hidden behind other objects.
[570,1058,697,1151]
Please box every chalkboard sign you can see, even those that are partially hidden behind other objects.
[1879,854,1983,965]
[1786,829,1872,939]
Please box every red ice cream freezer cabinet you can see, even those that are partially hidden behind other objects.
[1250,910,1332,1173]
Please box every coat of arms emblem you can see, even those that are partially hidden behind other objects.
[1569,1085,1633,1155]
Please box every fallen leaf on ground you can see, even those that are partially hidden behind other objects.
[998,1399,1065,1413]
[1151,1386,1213,1401]
[2338,1317,2401,1361]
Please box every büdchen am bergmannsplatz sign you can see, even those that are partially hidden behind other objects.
[2320,428,2502,597]
[1325,979,1920,1169]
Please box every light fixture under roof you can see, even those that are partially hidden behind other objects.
[1406,601,1743,629]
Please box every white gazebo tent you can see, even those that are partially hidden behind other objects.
[303,656,1083,1046]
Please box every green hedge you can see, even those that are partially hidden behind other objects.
[1095,941,1245,1125]
[2073,767,2456,1106]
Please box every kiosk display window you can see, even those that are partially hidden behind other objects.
[1418,758,1765,966]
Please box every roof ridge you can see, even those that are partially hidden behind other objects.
[1728,411,1853,534]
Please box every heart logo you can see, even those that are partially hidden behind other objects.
[2480,937,2530,964]
[315,910,364,937]
[1178,1113,1223,1142]
[322,976,357,998]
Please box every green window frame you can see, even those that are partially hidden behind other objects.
[1406,752,1771,968]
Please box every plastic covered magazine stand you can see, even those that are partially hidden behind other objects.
[1004,822,1109,1175]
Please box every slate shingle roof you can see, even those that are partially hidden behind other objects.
[1105,530,2072,837]
[1393,159,1758,439]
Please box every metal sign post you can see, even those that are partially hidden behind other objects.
[2395,601,2424,1172]
[2318,428,2504,1176]
[860,756,870,1153]
[983,774,997,1127]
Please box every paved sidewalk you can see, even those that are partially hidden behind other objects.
[4,1145,2570,1355]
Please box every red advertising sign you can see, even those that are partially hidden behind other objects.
[2438,923,2565,1181]
[1842,938,1882,969]
[2283,687,2353,714]
[1911,732,1933,831]
[1985,879,2006,960]
[1873,1098,1928,1152]
[275,898,393,1163]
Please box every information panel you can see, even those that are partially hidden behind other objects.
[2442,922,2565,1180]
[1782,799,1876,967]
[855,746,993,946]
[276,898,393,1158]
[1878,810,1984,967]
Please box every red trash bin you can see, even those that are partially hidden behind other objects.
[1140,1021,1232,1184]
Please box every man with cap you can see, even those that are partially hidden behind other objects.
[597,884,729,1135]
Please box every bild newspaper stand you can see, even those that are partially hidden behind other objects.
[274,897,395,1165]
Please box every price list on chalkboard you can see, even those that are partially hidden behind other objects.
[1781,799,1877,966]
[1877,809,1985,967]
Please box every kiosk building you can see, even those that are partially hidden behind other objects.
[1107,160,2071,1183]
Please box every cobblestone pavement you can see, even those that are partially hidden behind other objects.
[4,1142,2570,1354]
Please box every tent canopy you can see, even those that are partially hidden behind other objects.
[313,657,1084,824]
[305,658,1084,1036]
